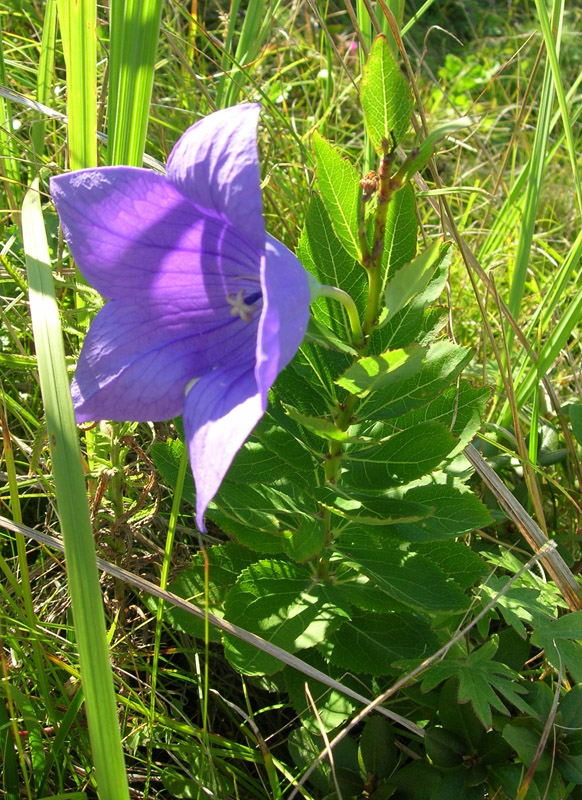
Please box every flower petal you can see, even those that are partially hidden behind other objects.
[50,168,260,302]
[256,235,311,401]
[166,104,265,249]
[183,364,263,531]
[72,299,259,423]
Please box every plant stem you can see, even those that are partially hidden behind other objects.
[317,284,364,347]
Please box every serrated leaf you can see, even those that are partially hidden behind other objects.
[275,342,340,418]
[356,341,473,421]
[313,132,362,262]
[334,530,470,612]
[281,517,325,563]
[313,486,431,526]
[479,577,553,638]
[222,560,351,675]
[392,482,492,542]
[336,345,427,397]
[152,543,256,642]
[382,181,417,282]
[531,611,582,682]
[319,608,438,675]
[298,193,367,338]
[421,639,530,728]
[361,35,413,149]
[413,541,487,590]
[344,420,457,487]
[379,241,452,326]
[388,380,490,459]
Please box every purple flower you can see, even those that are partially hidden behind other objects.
[50,104,310,530]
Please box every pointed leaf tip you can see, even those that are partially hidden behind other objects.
[361,35,413,150]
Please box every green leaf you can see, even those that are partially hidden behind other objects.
[435,678,485,752]
[413,541,487,590]
[487,764,565,800]
[334,530,470,612]
[313,131,362,262]
[379,241,452,326]
[381,182,417,283]
[421,638,530,728]
[388,380,490,460]
[479,576,553,638]
[153,543,256,642]
[288,728,332,793]
[344,420,457,487]
[297,193,367,338]
[281,517,325,563]
[424,727,466,768]
[402,117,476,180]
[313,486,431,526]
[283,650,359,733]
[502,723,552,773]
[389,761,442,799]
[359,717,398,778]
[222,560,351,675]
[335,345,427,397]
[319,608,438,675]
[361,35,413,149]
[569,403,582,447]
[283,406,363,442]
[393,482,492,542]
[227,418,316,486]
[356,341,473,421]
[304,316,359,355]
[531,611,582,682]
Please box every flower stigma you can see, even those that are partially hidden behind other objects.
[227,288,262,322]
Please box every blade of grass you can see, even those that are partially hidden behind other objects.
[0,14,21,213]
[534,0,582,218]
[222,0,271,108]
[107,0,163,166]
[22,178,129,800]
[55,0,97,169]
[32,0,58,161]
[506,0,563,330]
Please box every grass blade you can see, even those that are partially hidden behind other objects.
[108,0,163,166]
[22,179,129,800]
[56,0,97,169]
[506,0,563,326]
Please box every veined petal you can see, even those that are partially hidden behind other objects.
[166,104,265,250]
[256,235,311,401]
[50,168,260,302]
[72,299,259,423]
[183,365,263,531]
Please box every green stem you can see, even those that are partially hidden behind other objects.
[317,284,364,348]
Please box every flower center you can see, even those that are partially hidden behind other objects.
[227,289,262,323]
